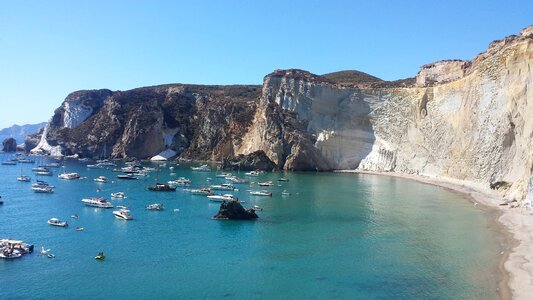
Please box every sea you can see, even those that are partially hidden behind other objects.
[0,154,506,299]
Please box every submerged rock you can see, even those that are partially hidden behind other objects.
[213,200,258,220]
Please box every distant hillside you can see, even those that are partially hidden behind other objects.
[321,70,383,86]
[0,122,46,144]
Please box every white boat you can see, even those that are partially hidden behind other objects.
[188,188,213,196]
[209,183,235,191]
[81,197,113,208]
[244,171,261,177]
[94,176,108,183]
[47,218,68,227]
[282,190,291,196]
[17,175,31,182]
[32,166,50,172]
[216,173,232,178]
[191,164,210,171]
[250,190,273,196]
[110,192,127,199]
[252,205,263,211]
[145,203,164,211]
[75,227,84,231]
[58,172,81,180]
[35,170,53,176]
[168,177,191,186]
[86,164,102,169]
[32,186,54,193]
[225,176,248,184]
[2,160,17,165]
[258,181,274,186]
[117,174,138,180]
[113,209,133,220]
[207,194,238,202]
[44,162,61,168]
[32,180,54,188]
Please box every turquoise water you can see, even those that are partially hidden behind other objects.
[0,155,504,299]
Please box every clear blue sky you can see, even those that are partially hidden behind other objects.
[1,0,531,129]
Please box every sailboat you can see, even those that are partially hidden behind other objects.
[147,163,176,191]
[17,165,31,182]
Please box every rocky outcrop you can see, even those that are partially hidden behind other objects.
[2,138,17,152]
[24,130,43,153]
[221,150,277,171]
[213,200,258,220]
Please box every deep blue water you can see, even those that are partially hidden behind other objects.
[0,155,504,299]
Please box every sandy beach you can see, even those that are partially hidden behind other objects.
[335,170,532,300]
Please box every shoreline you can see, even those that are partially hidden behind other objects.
[335,169,531,300]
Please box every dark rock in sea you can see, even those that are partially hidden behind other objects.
[2,137,17,152]
[213,200,258,220]
[221,150,277,171]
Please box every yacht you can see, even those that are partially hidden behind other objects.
[207,194,238,202]
[110,192,127,199]
[191,164,210,171]
[145,203,164,211]
[32,186,54,193]
[81,197,113,208]
[94,176,108,183]
[209,183,235,191]
[250,190,273,196]
[58,172,81,180]
[35,170,53,176]
[117,174,138,180]
[168,177,191,186]
[244,170,261,177]
[148,183,176,191]
[32,180,54,188]
[188,188,213,196]
[225,176,248,184]
[17,175,31,182]
[215,172,232,178]
[113,208,133,220]
[47,218,68,227]
[258,181,274,186]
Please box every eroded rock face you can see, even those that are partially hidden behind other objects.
[24,130,42,153]
[213,200,258,220]
[221,150,277,171]
[2,138,17,152]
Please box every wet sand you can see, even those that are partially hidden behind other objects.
[335,170,531,300]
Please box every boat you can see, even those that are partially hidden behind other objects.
[58,172,81,180]
[258,181,274,186]
[207,194,238,202]
[191,164,210,171]
[95,251,105,260]
[94,176,108,183]
[225,176,248,184]
[188,188,213,196]
[86,164,102,169]
[282,190,291,196]
[148,183,176,191]
[145,203,164,211]
[32,186,54,193]
[278,177,289,182]
[35,170,53,176]
[47,218,68,227]
[168,177,191,186]
[110,192,127,199]
[32,166,50,172]
[17,175,31,182]
[71,214,79,219]
[17,158,35,163]
[81,197,114,208]
[216,172,232,178]
[250,190,273,196]
[47,254,55,259]
[96,159,116,167]
[75,227,84,231]
[117,174,138,180]
[44,162,61,168]
[252,205,263,211]
[209,183,235,191]
[1,239,32,259]
[244,170,262,177]
[1,159,17,165]
[113,208,133,220]
[32,180,54,188]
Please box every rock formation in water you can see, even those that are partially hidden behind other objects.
[221,150,277,171]
[213,200,259,220]
[2,138,17,152]
[35,26,533,204]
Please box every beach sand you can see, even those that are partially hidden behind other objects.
[335,170,532,300]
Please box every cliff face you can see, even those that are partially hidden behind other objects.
[37,26,533,202]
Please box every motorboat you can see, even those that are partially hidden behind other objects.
[2,160,17,165]
[252,205,263,211]
[96,159,116,167]
[278,177,289,182]
[110,192,127,199]
[17,158,35,163]
[207,194,238,202]
[75,227,84,231]
[1,239,33,259]
[282,190,291,196]
[191,164,210,171]
[35,170,53,176]
[117,174,138,180]
[86,164,103,169]
[71,214,79,219]
[225,176,248,184]
[209,183,235,191]
[94,176,108,183]
[32,166,50,172]
[47,218,68,227]
[58,172,81,180]
[113,208,133,220]
[32,186,54,193]
[250,190,273,196]
[95,252,105,260]
[148,183,176,191]
[145,203,164,211]
[32,180,54,188]
[245,170,263,177]
[216,172,232,178]
[168,177,191,186]
[17,175,31,182]
[81,197,114,208]
[188,188,213,196]
[258,181,274,186]
[44,162,61,168]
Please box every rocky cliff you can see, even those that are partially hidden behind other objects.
[36,26,533,203]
